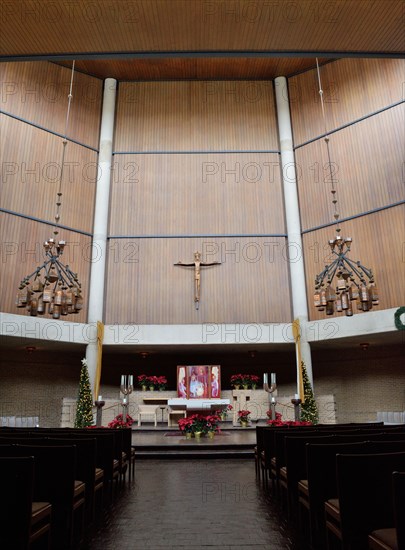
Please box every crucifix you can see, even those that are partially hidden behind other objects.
[174,251,221,310]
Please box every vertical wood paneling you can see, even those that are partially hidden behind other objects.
[302,206,405,320]
[1,114,97,233]
[289,58,405,145]
[115,81,279,152]
[0,62,102,149]
[295,105,405,231]
[109,153,284,235]
[105,237,291,324]
[0,213,91,323]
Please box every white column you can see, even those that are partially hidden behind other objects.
[86,78,117,394]
[274,76,314,389]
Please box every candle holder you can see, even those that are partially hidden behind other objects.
[291,398,302,422]
[94,400,105,427]
[270,397,277,421]
[120,375,133,423]
[263,373,277,418]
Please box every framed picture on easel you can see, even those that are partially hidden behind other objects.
[177,365,221,399]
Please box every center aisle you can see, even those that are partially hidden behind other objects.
[81,459,299,550]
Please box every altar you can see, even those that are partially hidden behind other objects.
[167,398,230,411]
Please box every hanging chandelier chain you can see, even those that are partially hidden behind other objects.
[16,59,84,319]
[54,60,75,237]
[313,59,379,316]
[316,58,341,234]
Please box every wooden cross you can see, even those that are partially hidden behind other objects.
[174,251,221,310]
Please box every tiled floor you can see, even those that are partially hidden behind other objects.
[81,459,300,550]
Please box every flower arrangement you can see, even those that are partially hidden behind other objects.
[230,374,243,388]
[215,404,233,421]
[108,413,134,429]
[137,374,148,388]
[238,410,251,424]
[266,410,312,427]
[137,375,167,390]
[230,374,260,389]
[156,376,167,390]
[178,413,221,436]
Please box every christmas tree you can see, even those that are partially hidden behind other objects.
[74,358,94,428]
[300,361,319,424]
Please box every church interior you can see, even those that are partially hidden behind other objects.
[0,1,404,548]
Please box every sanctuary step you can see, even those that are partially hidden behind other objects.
[132,427,256,459]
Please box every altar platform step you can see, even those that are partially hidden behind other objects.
[135,446,254,459]
[132,427,256,459]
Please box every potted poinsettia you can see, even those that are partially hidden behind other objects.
[137,375,148,391]
[238,410,251,427]
[108,413,134,429]
[230,374,243,389]
[266,411,312,426]
[156,376,167,391]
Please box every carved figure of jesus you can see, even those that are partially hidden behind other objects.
[174,251,221,309]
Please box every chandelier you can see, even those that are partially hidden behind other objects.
[313,60,379,317]
[15,62,84,319]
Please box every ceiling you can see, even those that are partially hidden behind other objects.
[1,1,403,81]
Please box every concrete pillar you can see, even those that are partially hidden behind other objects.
[274,76,314,390]
[86,78,117,395]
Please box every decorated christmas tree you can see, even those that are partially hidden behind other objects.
[300,360,319,424]
[74,358,94,428]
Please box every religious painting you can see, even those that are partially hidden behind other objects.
[177,366,187,398]
[177,365,221,398]
[210,365,221,398]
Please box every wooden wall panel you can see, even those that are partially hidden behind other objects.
[115,81,279,152]
[303,206,405,321]
[0,62,102,149]
[289,58,405,145]
[1,115,97,233]
[105,237,291,324]
[109,153,284,236]
[0,213,91,323]
[295,104,405,231]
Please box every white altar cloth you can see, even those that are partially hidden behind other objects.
[167,398,230,410]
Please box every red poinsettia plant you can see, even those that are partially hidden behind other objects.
[108,413,134,429]
[178,413,221,434]
[266,410,312,427]
[230,374,260,388]
[238,410,251,424]
[215,404,233,420]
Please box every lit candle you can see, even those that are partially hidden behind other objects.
[294,393,299,399]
